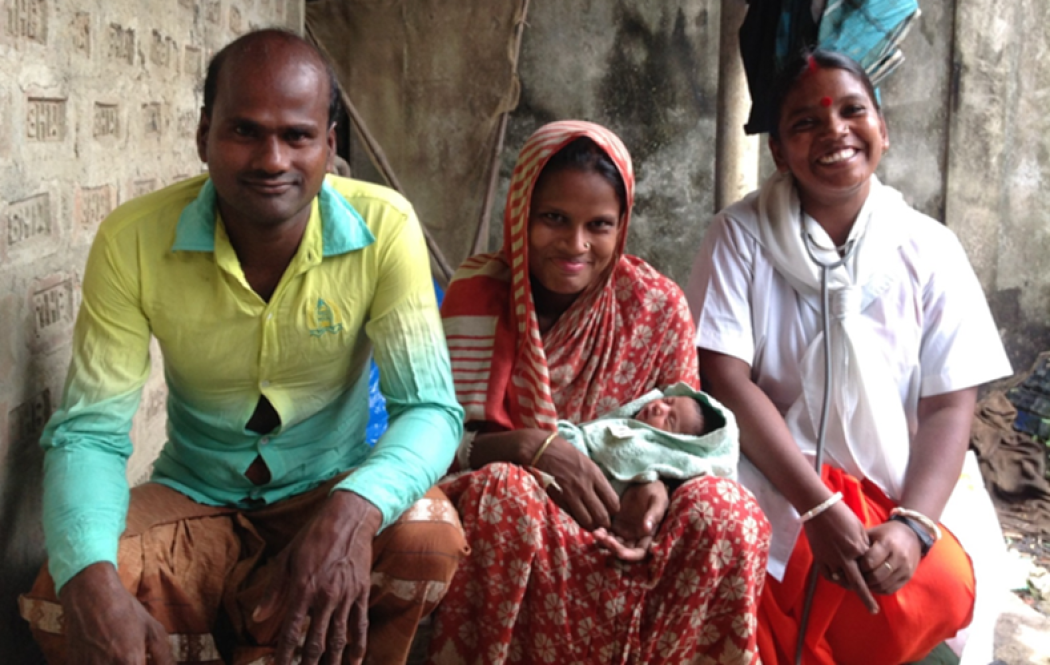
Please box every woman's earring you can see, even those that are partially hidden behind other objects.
[584,242,591,250]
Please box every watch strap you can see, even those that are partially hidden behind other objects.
[889,514,934,558]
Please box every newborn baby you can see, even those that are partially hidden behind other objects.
[555,382,739,559]
[634,394,712,437]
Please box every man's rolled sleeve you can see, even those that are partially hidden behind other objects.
[334,206,463,528]
[40,231,151,591]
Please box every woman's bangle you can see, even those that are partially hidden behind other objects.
[889,507,942,542]
[529,431,558,467]
[799,491,843,523]
[455,430,477,471]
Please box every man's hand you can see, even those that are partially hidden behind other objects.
[254,490,382,665]
[60,562,175,665]
[533,436,620,531]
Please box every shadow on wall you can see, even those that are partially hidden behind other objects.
[598,5,714,164]
[1,362,50,664]
[989,287,1050,374]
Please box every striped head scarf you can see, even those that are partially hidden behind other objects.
[442,121,698,437]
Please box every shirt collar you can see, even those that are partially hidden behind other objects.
[172,176,375,256]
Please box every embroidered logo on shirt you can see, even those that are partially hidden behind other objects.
[309,298,344,337]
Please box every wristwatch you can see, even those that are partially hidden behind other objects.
[889,514,934,557]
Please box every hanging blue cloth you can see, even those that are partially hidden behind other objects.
[816,0,920,88]
[741,0,921,134]
[365,278,446,446]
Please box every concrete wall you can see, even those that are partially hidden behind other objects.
[946,0,1050,372]
[877,2,954,220]
[0,1,300,662]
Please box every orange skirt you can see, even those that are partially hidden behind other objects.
[756,466,975,665]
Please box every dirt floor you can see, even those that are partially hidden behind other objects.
[994,540,1050,664]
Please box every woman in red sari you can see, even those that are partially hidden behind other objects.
[427,121,770,664]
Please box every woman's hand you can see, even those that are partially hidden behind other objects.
[468,427,619,529]
[702,350,881,613]
[594,481,669,561]
[804,501,879,614]
[857,520,922,595]
[612,481,669,546]
[534,435,620,531]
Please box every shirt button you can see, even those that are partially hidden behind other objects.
[260,380,270,388]
[260,436,270,446]
[266,313,273,321]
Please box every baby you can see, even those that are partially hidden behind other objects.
[634,394,711,435]
[554,382,739,559]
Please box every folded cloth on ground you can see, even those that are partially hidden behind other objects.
[971,391,1050,539]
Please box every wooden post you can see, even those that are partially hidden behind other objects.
[715,0,760,212]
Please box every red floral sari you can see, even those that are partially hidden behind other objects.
[429,121,770,664]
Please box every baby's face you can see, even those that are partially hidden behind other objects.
[634,396,705,435]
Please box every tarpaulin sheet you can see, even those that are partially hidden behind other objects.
[306,0,524,269]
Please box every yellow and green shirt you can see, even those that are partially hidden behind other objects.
[41,174,463,591]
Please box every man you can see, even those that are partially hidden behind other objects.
[20,29,466,665]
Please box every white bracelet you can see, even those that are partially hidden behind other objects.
[799,491,843,523]
[890,507,943,542]
[455,430,477,471]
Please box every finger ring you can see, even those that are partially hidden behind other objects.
[883,561,893,573]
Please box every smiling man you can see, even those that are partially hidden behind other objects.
[20,29,466,665]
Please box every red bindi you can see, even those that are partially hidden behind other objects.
[820,96,833,107]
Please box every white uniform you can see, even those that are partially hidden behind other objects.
[687,172,1012,663]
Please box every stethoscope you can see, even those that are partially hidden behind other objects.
[795,213,858,665]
